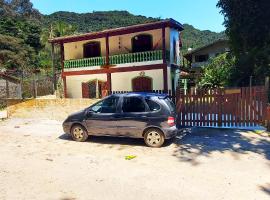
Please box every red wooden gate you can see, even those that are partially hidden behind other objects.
[176,86,268,128]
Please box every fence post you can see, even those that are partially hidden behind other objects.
[5,80,9,98]
[217,89,223,127]
[265,77,269,131]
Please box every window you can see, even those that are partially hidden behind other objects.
[122,97,146,113]
[164,98,176,112]
[146,99,161,111]
[132,34,153,53]
[90,97,119,113]
[195,55,209,62]
[83,41,101,58]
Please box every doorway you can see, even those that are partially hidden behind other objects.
[132,76,152,92]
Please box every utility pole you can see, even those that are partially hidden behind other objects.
[51,43,57,92]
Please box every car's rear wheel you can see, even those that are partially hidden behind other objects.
[71,124,88,142]
[144,128,165,148]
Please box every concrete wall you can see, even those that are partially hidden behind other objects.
[191,41,229,62]
[64,28,171,60]
[65,67,173,98]
[111,69,165,91]
[66,74,107,98]
[64,38,106,60]
[7,98,99,121]
[63,27,182,98]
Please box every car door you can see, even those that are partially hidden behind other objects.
[85,96,120,136]
[116,96,149,137]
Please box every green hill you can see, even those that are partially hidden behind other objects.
[43,11,226,52]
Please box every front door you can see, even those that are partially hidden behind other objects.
[85,96,120,135]
[132,76,152,92]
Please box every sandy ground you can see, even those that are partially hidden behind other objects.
[0,118,270,200]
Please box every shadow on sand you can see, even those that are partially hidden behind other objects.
[59,133,174,147]
[172,127,270,166]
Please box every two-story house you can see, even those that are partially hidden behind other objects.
[183,39,229,86]
[184,39,229,68]
[49,19,184,98]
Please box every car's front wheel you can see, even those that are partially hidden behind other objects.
[144,128,165,148]
[71,124,88,142]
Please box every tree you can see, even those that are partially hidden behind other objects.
[39,21,77,72]
[217,0,270,86]
[0,34,35,71]
[198,53,235,88]
[0,0,41,20]
[0,17,42,70]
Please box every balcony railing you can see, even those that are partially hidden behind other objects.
[109,50,162,65]
[64,50,163,69]
[64,57,106,69]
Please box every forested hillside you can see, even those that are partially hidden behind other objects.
[0,0,225,73]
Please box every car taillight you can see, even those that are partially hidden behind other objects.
[167,116,175,126]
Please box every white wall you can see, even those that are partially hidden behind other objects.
[111,69,164,91]
[66,74,107,98]
[64,28,171,60]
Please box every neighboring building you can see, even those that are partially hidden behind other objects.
[184,39,229,68]
[49,19,184,98]
[183,39,229,86]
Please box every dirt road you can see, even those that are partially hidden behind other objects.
[0,118,270,200]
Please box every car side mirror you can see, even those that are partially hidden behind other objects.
[86,110,94,117]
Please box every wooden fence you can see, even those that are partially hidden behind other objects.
[109,86,268,128]
[176,86,268,128]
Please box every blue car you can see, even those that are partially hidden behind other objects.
[63,92,178,147]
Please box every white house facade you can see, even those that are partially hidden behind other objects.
[49,19,184,98]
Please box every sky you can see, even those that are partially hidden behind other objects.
[31,0,225,32]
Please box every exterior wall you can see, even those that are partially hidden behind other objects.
[6,98,99,121]
[169,28,181,65]
[63,28,171,61]
[62,26,181,97]
[111,69,164,91]
[64,60,163,72]
[191,41,229,63]
[66,74,107,98]
[64,38,106,60]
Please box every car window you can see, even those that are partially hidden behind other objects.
[122,97,146,113]
[91,97,119,113]
[146,99,161,111]
[164,98,176,112]
[91,101,103,113]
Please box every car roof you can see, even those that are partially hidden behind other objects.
[111,92,168,99]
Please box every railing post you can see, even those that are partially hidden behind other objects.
[217,89,223,127]
[106,34,110,65]
[162,26,166,64]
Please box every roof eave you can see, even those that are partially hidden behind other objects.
[49,19,184,44]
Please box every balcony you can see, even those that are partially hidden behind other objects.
[64,50,163,69]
